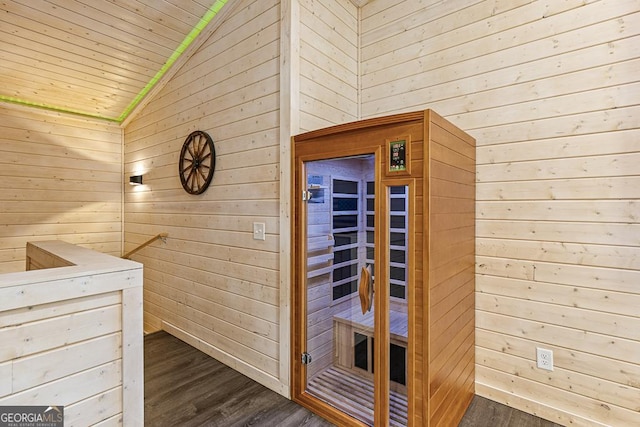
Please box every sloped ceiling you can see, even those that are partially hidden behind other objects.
[0,0,229,123]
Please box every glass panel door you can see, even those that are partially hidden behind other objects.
[388,185,409,427]
[304,155,376,426]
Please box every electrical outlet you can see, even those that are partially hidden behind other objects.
[536,347,554,371]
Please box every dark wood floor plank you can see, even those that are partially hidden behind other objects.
[144,331,332,427]
[144,331,563,427]
[458,395,563,427]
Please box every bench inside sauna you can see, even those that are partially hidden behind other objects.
[292,110,476,427]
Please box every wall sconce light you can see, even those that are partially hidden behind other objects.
[129,175,143,186]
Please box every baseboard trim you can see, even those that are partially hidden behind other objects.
[475,382,608,427]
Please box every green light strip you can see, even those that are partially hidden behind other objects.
[0,0,228,123]
[117,0,229,122]
[0,95,120,122]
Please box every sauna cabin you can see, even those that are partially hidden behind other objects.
[291,110,476,427]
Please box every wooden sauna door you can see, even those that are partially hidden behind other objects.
[293,147,411,427]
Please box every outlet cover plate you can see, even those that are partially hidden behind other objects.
[536,347,554,371]
[253,222,266,241]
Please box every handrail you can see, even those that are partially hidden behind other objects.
[122,233,168,259]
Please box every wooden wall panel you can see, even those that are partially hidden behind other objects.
[299,0,358,132]
[0,104,123,273]
[0,241,143,425]
[426,112,476,426]
[361,1,640,425]
[123,0,288,396]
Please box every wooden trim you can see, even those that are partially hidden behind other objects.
[280,0,300,397]
[121,286,144,426]
[406,179,417,427]
[381,177,416,426]
[423,109,432,426]
[291,150,305,401]
[375,154,391,427]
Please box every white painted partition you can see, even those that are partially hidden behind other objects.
[0,241,143,426]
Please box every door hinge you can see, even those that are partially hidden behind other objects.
[301,352,312,365]
[302,190,312,201]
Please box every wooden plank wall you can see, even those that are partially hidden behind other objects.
[360,1,640,425]
[0,293,125,425]
[427,111,476,426]
[123,0,287,395]
[0,241,143,426]
[299,0,358,132]
[0,104,123,274]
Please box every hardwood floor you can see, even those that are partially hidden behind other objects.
[458,397,562,427]
[144,331,562,427]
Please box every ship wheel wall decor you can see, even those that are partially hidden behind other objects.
[179,130,216,195]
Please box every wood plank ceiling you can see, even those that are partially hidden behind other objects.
[0,0,228,123]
